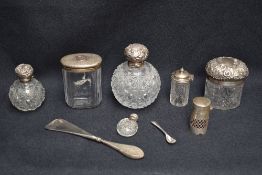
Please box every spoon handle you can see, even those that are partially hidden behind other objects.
[151,121,168,135]
[45,119,144,160]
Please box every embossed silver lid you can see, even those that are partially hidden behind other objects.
[15,64,34,82]
[124,43,149,68]
[206,56,249,81]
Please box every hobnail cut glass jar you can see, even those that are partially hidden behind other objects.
[9,64,45,111]
[170,67,194,107]
[60,53,102,108]
[204,57,249,110]
[111,43,161,109]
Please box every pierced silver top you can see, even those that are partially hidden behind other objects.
[206,56,249,81]
[15,64,34,82]
[124,43,149,67]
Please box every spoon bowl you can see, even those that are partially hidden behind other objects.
[165,134,176,144]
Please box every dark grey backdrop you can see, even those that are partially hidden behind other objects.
[0,0,262,174]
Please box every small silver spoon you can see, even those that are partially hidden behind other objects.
[151,121,176,144]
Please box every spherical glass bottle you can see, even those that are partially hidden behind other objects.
[111,43,161,109]
[9,64,45,111]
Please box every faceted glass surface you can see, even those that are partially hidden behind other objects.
[117,118,138,137]
[9,78,45,111]
[170,81,190,107]
[62,68,102,108]
[204,78,244,110]
[111,61,161,109]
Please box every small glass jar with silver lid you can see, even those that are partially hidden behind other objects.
[205,56,249,110]
[60,53,102,108]
[170,67,194,107]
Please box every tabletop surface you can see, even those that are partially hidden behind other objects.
[0,1,261,174]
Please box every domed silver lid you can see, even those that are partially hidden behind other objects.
[206,56,249,81]
[124,43,149,68]
[15,64,34,82]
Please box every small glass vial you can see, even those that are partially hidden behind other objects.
[111,43,161,109]
[117,113,139,137]
[190,97,212,135]
[170,67,194,107]
[60,53,102,108]
[205,57,249,110]
[9,64,45,111]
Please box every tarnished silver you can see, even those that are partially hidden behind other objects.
[151,121,176,144]
[117,113,139,137]
[171,67,194,83]
[60,53,102,72]
[205,56,249,81]
[15,64,34,82]
[190,97,212,135]
[124,43,149,68]
[45,119,144,160]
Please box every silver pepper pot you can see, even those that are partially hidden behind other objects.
[190,97,212,135]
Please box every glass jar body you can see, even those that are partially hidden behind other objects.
[62,68,102,108]
[204,78,244,110]
[170,81,190,107]
[111,61,161,109]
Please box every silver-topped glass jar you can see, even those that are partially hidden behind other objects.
[111,43,161,109]
[170,67,194,107]
[205,56,249,110]
[9,64,45,111]
[60,53,102,108]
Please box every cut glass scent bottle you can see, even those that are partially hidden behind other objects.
[9,64,45,111]
[117,113,139,137]
[111,43,161,109]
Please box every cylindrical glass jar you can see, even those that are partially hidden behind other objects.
[60,53,102,108]
[190,97,212,135]
[170,68,194,107]
[204,57,249,110]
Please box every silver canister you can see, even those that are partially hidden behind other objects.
[170,67,194,107]
[190,97,212,135]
